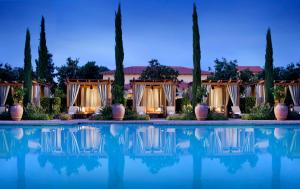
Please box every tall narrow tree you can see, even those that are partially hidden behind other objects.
[23,29,32,106]
[192,3,201,108]
[112,3,125,104]
[264,28,274,105]
[37,16,48,80]
[37,16,54,83]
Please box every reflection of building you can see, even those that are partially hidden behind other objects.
[40,126,105,156]
[131,126,176,157]
[207,128,255,156]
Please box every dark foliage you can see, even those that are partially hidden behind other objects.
[139,59,179,80]
[114,3,125,89]
[23,29,32,106]
[264,29,274,105]
[211,58,238,80]
[192,3,202,107]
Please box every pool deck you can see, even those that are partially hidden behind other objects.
[0,119,300,126]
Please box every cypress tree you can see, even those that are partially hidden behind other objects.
[113,3,125,104]
[23,29,32,106]
[36,16,54,83]
[192,3,201,108]
[37,16,49,81]
[264,28,274,105]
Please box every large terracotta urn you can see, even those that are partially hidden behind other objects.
[274,103,288,121]
[112,104,125,121]
[195,104,208,121]
[10,104,23,121]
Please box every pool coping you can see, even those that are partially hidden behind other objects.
[0,119,300,126]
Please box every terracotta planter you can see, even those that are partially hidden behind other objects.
[10,104,23,121]
[274,103,288,121]
[112,104,125,121]
[195,104,208,121]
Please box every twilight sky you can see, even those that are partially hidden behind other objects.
[0,0,299,71]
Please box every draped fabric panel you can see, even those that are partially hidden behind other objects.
[134,84,145,108]
[163,84,173,106]
[44,87,50,97]
[81,86,101,108]
[289,85,300,106]
[0,86,10,106]
[256,84,265,105]
[69,84,80,106]
[98,84,108,107]
[245,86,251,97]
[227,84,238,106]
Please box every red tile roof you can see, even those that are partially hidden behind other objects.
[103,66,212,75]
[237,66,263,74]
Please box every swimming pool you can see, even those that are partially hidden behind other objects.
[0,123,299,189]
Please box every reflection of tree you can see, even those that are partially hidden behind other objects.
[269,128,290,189]
[141,156,179,174]
[38,155,101,176]
[219,155,258,174]
[104,126,125,189]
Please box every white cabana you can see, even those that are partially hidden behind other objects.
[66,79,112,115]
[131,80,176,117]
[203,80,241,116]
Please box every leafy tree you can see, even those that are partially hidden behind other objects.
[113,3,125,104]
[0,63,24,81]
[239,69,254,82]
[56,57,80,89]
[211,58,238,80]
[192,3,202,107]
[264,29,274,105]
[36,16,54,83]
[139,59,179,80]
[23,29,32,106]
[77,61,109,79]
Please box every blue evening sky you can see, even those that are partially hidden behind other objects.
[0,0,299,71]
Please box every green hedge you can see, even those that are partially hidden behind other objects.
[240,97,256,113]
[41,97,61,115]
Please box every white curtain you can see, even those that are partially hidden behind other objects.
[227,84,238,106]
[32,85,41,106]
[163,84,173,106]
[0,86,10,106]
[69,84,80,106]
[255,84,265,105]
[289,85,300,106]
[245,86,251,97]
[98,84,108,106]
[134,84,145,108]
[44,87,50,97]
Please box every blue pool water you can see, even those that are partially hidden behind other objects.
[0,124,300,189]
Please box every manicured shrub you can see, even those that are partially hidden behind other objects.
[240,97,256,113]
[287,111,300,120]
[41,97,61,115]
[0,111,11,120]
[242,104,274,120]
[90,106,113,120]
[41,97,51,113]
[207,112,228,120]
[52,97,61,115]
[124,109,150,120]
[23,104,50,120]
[59,113,72,120]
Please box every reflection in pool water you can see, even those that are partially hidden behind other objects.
[0,124,300,189]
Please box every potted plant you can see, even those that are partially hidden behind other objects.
[112,85,125,121]
[10,87,25,121]
[273,86,288,121]
[194,86,209,120]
